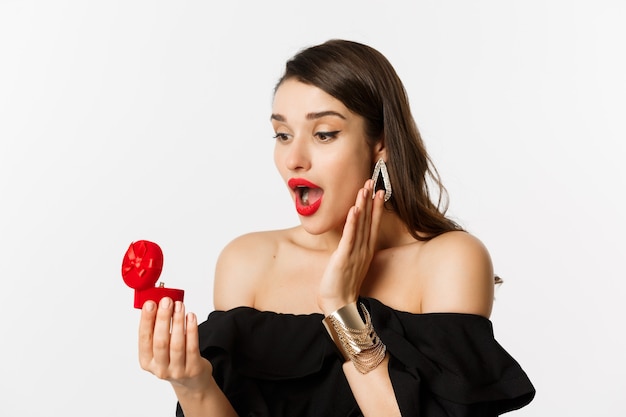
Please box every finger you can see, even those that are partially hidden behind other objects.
[338,180,367,254]
[185,312,201,368]
[138,300,157,369]
[152,297,174,367]
[338,205,359,257]
[353,188,367,250]
[362,178,375,234]
[353,181,373,250]
[368,189,385,252]
[169,301,186,373]
[337,206,361,251]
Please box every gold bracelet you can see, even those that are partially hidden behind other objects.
[322,302,387,374]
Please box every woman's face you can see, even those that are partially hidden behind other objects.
[272,79,376,235]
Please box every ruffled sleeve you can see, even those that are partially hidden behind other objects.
[176,298,535,417]
[177,307,361,417]
[363,298,535,416]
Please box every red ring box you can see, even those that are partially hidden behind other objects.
[121,240,184,309]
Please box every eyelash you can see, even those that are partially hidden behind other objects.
[273,132,290,142]
[315,131,340,142]
[273,130,340,142]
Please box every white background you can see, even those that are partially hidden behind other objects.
[1,1,624,416]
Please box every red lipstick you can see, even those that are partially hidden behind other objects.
[287,178,323,216]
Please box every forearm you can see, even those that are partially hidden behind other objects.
[343,355,401,417]
[323,302,401,416]
[173,377,238,417]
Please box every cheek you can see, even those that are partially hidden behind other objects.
[328,157,371,198]
[343,152,373,182]
[273,147,285,178]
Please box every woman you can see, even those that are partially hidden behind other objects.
[138,39,535,416]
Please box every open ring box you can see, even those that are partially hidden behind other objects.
[121,240,184,309]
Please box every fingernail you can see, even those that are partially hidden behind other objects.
[144,301,155,312]
[187,312,196,324]
[174,301,182,312]
[160,297,171,309]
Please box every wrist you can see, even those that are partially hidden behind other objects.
[318,296,358,317]
[322,301,386,374]
[170,360,215,398]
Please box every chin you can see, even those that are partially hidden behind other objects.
[300,222,327,236]
[299,216,345,237]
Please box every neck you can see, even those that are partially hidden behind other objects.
[376,210,416,250]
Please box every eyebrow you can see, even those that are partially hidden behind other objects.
[270,110,347,122]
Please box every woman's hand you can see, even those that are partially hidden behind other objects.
[138,297,213,393]
[317,179,385,315]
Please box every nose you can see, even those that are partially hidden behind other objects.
[283,136,311,172]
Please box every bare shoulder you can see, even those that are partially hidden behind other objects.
[419,230,495,317]
[213,229,287,311]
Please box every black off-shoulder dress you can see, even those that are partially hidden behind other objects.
[176,298,535,416]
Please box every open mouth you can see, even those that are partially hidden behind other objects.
[296,186,323,207]
[288,178,324,216]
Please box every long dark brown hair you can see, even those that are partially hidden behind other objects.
[275,39,462,241]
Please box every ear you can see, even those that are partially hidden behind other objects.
[371,138,387,163]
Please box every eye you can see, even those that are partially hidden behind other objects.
[315,130,340,142]
[273,132,291,142]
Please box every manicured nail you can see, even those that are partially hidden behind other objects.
[144,301,155,312]
[174,301,182,312]
[160,297,171,309]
